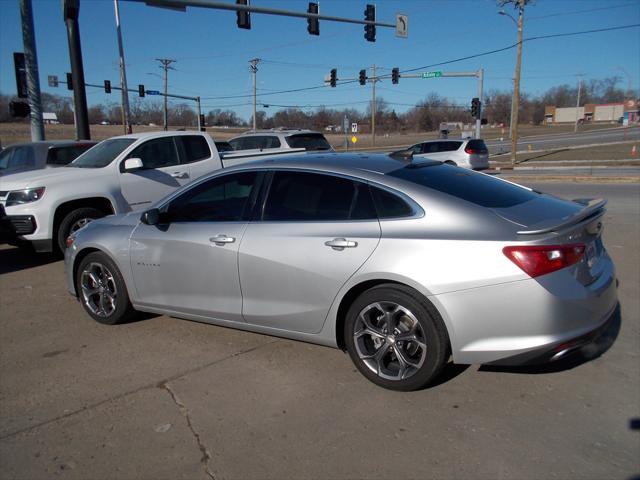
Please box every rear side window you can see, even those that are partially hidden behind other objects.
[421,142,440,154]
[439,141,462,152]
[285,133,332,151]
[389,164,538,208]
[179,136,211,163]
[466,140,488,154]
[370,186,415,218]
[47,145,93,166]
[263,171,375,221]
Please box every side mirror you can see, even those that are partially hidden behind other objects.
[123,157,143,172]
[140,208,160,225]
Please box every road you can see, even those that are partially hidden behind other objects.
[486,125,640,154]
[0,182,638,480]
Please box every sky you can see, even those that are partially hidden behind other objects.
[1,0,639,122]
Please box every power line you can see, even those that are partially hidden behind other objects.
[528,2,640,20]
[401,23,640,74]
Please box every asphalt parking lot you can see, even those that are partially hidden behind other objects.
[1,181,638,480]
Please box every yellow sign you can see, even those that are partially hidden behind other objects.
[351,136,358,144]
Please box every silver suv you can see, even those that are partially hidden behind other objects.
[228,129,333,152]
[399,139,489,170]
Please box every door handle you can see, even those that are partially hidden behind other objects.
[324,238,358,251]
[210,234,235,245]
[171,171,189,179]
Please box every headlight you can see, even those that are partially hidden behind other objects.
[6,187,46,207]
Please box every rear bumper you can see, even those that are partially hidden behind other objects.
[433,254,619,365]
[486,301,620,366]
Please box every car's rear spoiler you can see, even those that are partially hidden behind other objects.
[517,198,607,235]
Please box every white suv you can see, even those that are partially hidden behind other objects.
[398,139,489,170]
[228,129,333,152]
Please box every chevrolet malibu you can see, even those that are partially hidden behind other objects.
[64,154,618,390]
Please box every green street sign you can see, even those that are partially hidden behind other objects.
[421,71,442,79]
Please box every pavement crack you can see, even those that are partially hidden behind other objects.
[160,381,216,480]
[0,339,280,441]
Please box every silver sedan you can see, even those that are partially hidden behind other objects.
[64,154,619,390]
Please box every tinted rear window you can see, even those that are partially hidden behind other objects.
[466,140,488,153]
[388,164,538,208]
[286,133,332,151]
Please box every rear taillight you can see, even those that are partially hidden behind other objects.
[503,244,585,278]
[464,146,476,154]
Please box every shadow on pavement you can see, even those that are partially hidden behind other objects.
[479,307,621,375]
[0,245,60,275]
[427,363,471,388]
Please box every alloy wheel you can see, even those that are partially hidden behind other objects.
[353,301,427,381]
[80,262,118,318]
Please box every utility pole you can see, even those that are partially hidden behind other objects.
[574,76,583,133]
[156,58,176,131]
[510,3,524,165]
[371,64,376,147]
[476,68,484,140]
[19,0,44,141]
[63,0,90,140]
[114,0,131,134]
[250,58,260,131]
[500,0,526,166]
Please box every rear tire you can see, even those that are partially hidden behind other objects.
[344,284,449,391]
[56,207,105,253]
[76,251,136,325]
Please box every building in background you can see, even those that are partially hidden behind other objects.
[544,102,629,124]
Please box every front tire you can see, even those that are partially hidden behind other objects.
[344,284,449,391]
[76,252,136,325]
[57,207,105,253]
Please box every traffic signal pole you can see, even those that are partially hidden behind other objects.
[19,0,44,141]
[63,0,90,140]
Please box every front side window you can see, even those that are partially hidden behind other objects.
[421,142,440,154]
[166,171,258,222]
[178,136,211,163]
[0,147,16,170]
[263,171,375,221]
[127,137,179,169]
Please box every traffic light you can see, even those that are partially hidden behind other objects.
[237,0,250,29]
[66,72,73,90]
[391,68,400,85]
[330,69,337,88]
[471,97,480,118]
[13,53,27,99]
[359,69,367,86]
[307,2,319,36]
[9,101,30,118]
[138,84,145,97]
[104,80,111,94]
[364,4,376,42]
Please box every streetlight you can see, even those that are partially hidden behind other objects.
[498,5,525,167]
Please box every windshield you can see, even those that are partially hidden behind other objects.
[68,138,135,168]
